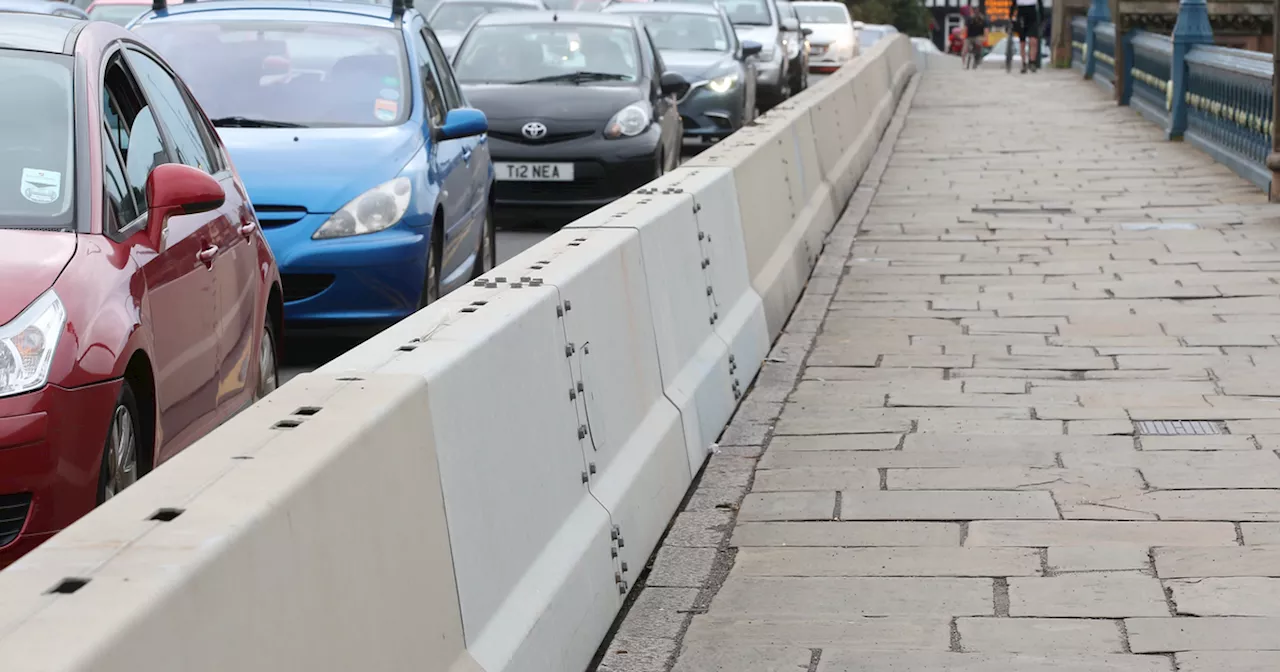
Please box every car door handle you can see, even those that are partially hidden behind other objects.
[197,245,218,268]
[238,222,257,240]
[461,147,472,163]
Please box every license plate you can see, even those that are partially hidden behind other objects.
[496,162,574,182]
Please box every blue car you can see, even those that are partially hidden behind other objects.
[131,0,495,329]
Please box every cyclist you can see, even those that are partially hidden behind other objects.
[1013,0,1044,73]
[963,7,986,69]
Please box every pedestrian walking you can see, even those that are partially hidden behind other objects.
[963,7,986,69]
[1013,0,1044,73]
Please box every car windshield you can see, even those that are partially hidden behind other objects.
[453,24,639,84]
[0,51,74,230]
[87,2,147,25]
[655,0,769,25]
[429,2,524,31]
[794,3,846,23]
[134,20,410,128]
[635,12,730,51]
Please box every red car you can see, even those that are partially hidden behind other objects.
[0,14,283,567]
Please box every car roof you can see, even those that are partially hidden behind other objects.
[0,11,82,52]
[136,0,409,26]
[90,0,152,6]
[476,9,633,26]
[604,2,719,15]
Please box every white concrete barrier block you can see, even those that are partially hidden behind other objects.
[567,175,734,476]
[0,374,477,672]
[525,229,692,596]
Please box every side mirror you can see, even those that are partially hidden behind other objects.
[145,163,224,250]
[780,17,799,31]
[802,27,813,36]
[439,108,488,140]
[741,39,763,58]
[659,71,690,98]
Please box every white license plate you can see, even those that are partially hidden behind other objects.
[496,162,574,182]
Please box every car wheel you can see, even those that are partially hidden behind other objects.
[97,382,141,505]
[800,65,809,91]
[420,226,441,308]
[470,207,496,280]
[255,320,278,400]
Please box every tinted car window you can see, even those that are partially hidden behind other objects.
[421,29,465,108]
[135,21,411,128]
[0,50,74,229]
[126,50,215,174]
[104,56,167,220]
[454,24,640,83]
[102,128,138,227]
[635,12,731,52]
[654,0,770,26]
[412,31,448,126]
[87,2,147,25]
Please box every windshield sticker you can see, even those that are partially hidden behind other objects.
[382,76,400,87]
[380,88,400,101]
[20,168,61,205]
[374,98,398,121]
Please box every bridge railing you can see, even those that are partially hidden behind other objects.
[1069,5,1274,194]
[1185,46,1273,189]
[1071,16,1088,73]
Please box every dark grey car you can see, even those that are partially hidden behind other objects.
[775,0,809,96]
[604,2,761,141]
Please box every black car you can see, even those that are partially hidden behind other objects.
[603,2,760,142]
[452,11,689,225]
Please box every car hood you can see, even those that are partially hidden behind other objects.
[805,24,852,46]
[659,50,736,80]
[463,83,643,133]
[0,230,75,325]
[218,125,424,214]
[734,25,777,48]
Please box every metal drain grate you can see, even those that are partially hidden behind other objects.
[1135,420,1224,436]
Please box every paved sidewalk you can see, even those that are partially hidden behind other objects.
[599,69,1280,671]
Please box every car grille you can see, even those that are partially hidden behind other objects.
[282,273,335,303]
[488,129,596,145]
[0,494,31,547]
[253,205,308,228]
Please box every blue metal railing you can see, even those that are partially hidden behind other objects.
[1128,31,1173,128]
[1071,16,1087,72]
[1184,46,1273,190]
[1094,22,1117,88]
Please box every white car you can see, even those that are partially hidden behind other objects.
[852,21,895,52]
[792,1,856,72]
[910,36,940,53]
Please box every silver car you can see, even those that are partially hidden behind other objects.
[792,0,855,72]
[427,0,547,57]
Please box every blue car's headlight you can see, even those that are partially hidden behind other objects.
[313,177,412,240]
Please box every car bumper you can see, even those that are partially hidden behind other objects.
[679,85,748,139]
[488,128,662,225]
[809,46,853,71]
[0,380,121,569]
[755,55,785,94]
[263,215,430,328]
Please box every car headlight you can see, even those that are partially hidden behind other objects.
[707,73,739,93]
[604,102,651,139]
[0,290,66,398]
[313,177,412,240]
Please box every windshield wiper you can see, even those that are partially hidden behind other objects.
[515,71,630,85]
[210,116,309,129]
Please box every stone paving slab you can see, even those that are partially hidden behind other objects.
[596,69,1280,672]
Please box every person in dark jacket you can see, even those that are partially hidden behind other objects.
[963,7,986,68]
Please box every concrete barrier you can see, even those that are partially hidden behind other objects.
[0,35,915,672]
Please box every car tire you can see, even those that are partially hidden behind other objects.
[420,223,442,309]
[255,319,278,401]
[97,381,141,505]
[470,206,496,280]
